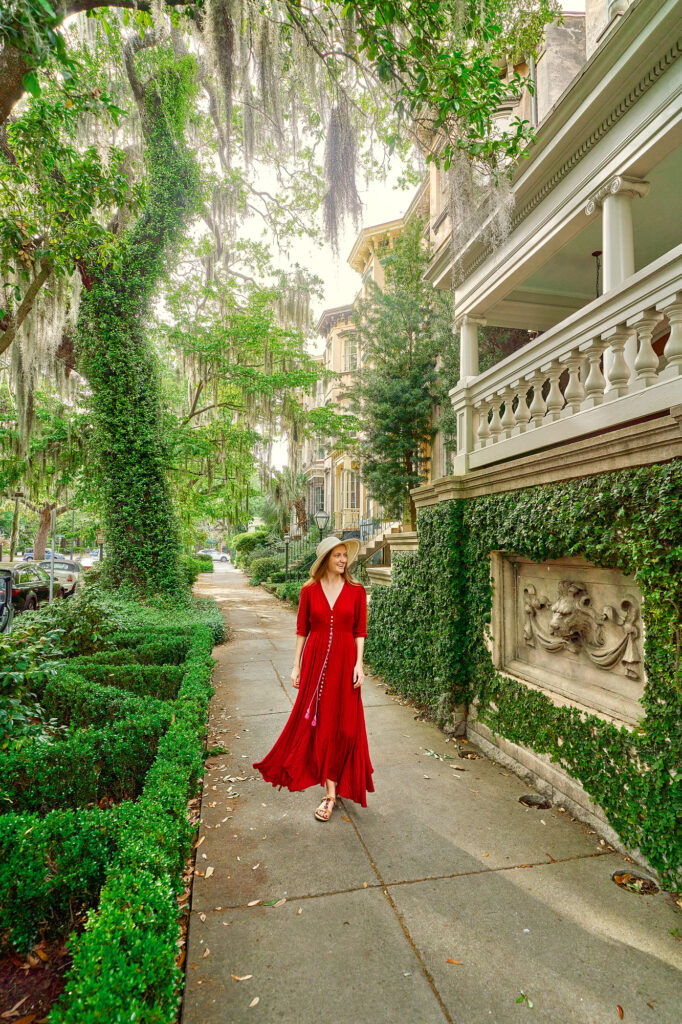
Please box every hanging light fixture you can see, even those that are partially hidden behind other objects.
[592,250,603,298]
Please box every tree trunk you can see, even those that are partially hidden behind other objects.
[76,48,200,593]
[33,505,52,560]
[9,496,20,560]
[405,453,416,530]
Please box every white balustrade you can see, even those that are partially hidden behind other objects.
[450,245,682,468]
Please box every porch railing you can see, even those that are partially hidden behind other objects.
[451,245,682,471]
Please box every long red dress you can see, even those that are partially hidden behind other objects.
[253,579,374,807]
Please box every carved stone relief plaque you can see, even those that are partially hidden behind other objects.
[490,554,646,725]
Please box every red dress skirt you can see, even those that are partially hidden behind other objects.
[253,579,374,807]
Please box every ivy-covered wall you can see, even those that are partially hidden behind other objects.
[365,460,682,886]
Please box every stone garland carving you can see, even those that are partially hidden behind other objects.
[522,580,642,680]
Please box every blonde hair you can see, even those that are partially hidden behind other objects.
[304,543,362,587]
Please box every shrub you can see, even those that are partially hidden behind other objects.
[195,554,214,573]
[232,529,270,554]
[41,671,170,729]
[0,709,171,813]
[0,806,123,953]
[55,661,183,701]
[274,581,303,606]
[249,554,285,584]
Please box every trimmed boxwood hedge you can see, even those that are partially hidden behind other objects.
[1,589,221,1020]
[50,625,215,1022]
[0,806,125,953]
[0,709,171,813]
[366,461,682,886]
[55,660,184,701]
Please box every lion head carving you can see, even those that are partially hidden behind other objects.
[549,582,601,646]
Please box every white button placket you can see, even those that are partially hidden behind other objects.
[304,613,334,728]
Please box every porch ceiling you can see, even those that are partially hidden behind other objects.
[485,145,682,331]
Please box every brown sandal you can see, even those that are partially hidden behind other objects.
[314,795,336,822]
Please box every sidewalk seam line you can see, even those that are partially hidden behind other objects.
[340,799,455,1024]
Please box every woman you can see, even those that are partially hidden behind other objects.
[253,535,374,821]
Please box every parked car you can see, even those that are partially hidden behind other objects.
[39,558,81,598]
[80,550,105,571]
[5,562,51,613]
[197,549,229,562]
[0,569,12,632]
[21,548,53,561]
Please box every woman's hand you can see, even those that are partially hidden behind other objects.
[291,665,301,689]
[353,662,364,689]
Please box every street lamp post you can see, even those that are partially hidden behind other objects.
[313,510,330,543]
[284,533,290,582]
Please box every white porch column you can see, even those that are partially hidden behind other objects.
[457,313,486,383]
[585,175,650,292]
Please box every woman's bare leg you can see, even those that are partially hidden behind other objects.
[326,779,337,800]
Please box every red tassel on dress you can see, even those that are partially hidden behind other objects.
[253,579,374,807]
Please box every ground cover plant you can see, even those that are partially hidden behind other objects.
[0,585,224,1022]
[366,461,682,887]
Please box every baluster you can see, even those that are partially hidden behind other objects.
[488,398,503,442]
[514,380,531,432]
[581,339,607,408]
[545,361,564,422]
[630,311,664,389]
[500,387,515,438]
[563,350,585,415]
[528,372,547,428]
[660,298,682,378]
[604,326,631,398]
[476,400,491,447]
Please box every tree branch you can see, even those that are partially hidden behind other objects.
[0,259,53,357]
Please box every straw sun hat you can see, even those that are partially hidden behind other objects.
[309,535,361,577]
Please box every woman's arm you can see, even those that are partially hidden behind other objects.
[291,634,306,688]
[353,636,365,688]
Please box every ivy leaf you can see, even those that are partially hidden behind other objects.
[22,72,41,98]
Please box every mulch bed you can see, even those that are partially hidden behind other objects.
[0,939,72,1023]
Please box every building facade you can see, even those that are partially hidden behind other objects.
[365,0,682,882]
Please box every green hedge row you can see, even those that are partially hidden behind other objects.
[0,709,171,814]
[56,660,183,701]
[41,671,171,729]
[51,626,215,1022]
[366,461,682,886]
[0,806,124,953]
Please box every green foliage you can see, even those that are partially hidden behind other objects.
[249,554,285,584]
[195,555,214,573]
[0,709,171,814]
[0,622,65,750]
[366,462,682,885]
[0,805,123,954]
[349,219,453,525]
[76,47,202,596]
[274,580,304,606]
[232,528,271,554]
[60,659,183,701]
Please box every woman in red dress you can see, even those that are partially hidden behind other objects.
[253,536,374,821]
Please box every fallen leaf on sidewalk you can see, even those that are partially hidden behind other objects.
[617,1007,624,1019]
[249,997,260,1008]
[297,908,302,915]
[205,866,214,878]
[247,900,260,907]
[423,775,430,779]
[446,959,463,965]
[273,898,286,907]
[202,948,210,958]
[482,852,489,857]
[199,913,206,922]
[343,815,350,821]
[363,882,368,888]
[231,974,253,981]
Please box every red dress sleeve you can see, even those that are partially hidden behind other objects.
[352,585,367,638]
[296,583,311,636]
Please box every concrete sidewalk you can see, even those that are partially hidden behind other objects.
[182,567,681,1024]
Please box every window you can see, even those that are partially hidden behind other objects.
[312,481,325,513]
[343,336,358,373]
[315,436,326,461]
[343,470,360,509]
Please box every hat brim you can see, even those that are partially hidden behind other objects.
[309,537,361,578]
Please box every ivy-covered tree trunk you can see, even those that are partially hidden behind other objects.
[77,44,201,593]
